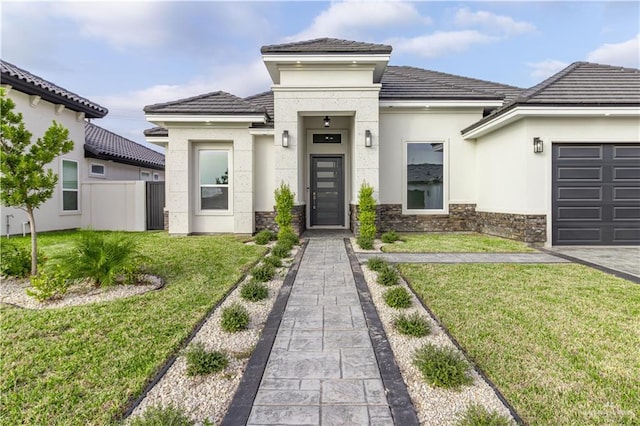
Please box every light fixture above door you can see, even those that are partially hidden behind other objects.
[323,116,331,128]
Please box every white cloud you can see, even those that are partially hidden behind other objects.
[455,8,535,36]
[287,0,429,41]
[389,31,498,58]
[527,60,570,81]
[587,34,640,68]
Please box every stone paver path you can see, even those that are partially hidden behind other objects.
[248,238,393,425]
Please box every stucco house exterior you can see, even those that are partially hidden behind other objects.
[1,59,165,235]
[144,38,640,246]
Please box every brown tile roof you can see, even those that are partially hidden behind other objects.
[1,59,108,118]
[143,91,268,115]
[85,122,164,170]
[261,38,392,55]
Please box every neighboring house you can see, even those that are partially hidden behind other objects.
[144,38,640,246]
[1,59,165,235]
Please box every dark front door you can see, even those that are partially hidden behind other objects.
[552,143,640,245]
[311,156,344,226]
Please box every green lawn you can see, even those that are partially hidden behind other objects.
[400,263,640,425]
[382,232,535,253]
[0,231,265,425]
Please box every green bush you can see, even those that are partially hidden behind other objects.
[383,286,412,309]
[394,312,431,337]
[271,243,290,258]
[240,280,269,302]
[26,264,70,302]
[129,404,194,426]
[366,256,388,272]
[0,243,44,278]
[274,182,295,239]
[413,343,473,389]
[59,230,144,287]
[381,231,401,244]
[357,182,377,246]
[220,303,250,332]
[377,265,399,286]
[184,342,229,376]
[251,263,275,282]
[456,404,513,426]
[254,229,276,245]
[263,255,282,268]
[278,228,299,247]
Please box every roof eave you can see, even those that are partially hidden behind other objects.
[84,145,164,170]
[145,113,267,126]
[380,99,503,108]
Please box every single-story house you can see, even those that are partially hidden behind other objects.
[144,38,640,246]
[1,59,165,235]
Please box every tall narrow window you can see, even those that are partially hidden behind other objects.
[199,150,229,210]
[62,159,79,211]
[406,143,444,210]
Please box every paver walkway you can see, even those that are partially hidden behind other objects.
[247,238,394,425]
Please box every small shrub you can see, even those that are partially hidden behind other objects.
[366,256,387,272]
[254,229,276,245]
[184,342,229,376]
[129,404,194,426]
[456,404,513,426]
[377,265,399,286]
[383,286,412,309]
[357,235,374,250]
[251,263,275,282]
[26,264,70,302]
[394,312,431,337]
[413,343,473,389]
[263,255,282,268]
[220,303,250,332]
[240,281,269,302]
[0,243,44,278]
[381,230,401,244]
[278,228,299,247]
[274,182,295,239]
[271,243,290,258]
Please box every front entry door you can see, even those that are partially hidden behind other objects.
[311,156,344,226]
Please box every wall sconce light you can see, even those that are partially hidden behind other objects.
[282,130,289,147]
[323,116,331,128]
[365,130,372,147]
[533,137,543,153]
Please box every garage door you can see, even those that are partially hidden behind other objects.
[552,143,640,245]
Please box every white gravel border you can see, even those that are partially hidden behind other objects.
[361,263,516,425]
[127,246,299,425]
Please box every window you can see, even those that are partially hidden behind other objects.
[405,142,445,211]
[153,173,160,181]
[199,150,229,210]
[90,163,105,177]
[140,171,151,181]
[62,159,79,211]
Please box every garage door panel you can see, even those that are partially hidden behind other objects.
[553,143,640,245]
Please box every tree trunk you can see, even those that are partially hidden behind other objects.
[27,208,37,276]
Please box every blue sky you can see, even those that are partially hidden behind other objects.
[2,1,639,151]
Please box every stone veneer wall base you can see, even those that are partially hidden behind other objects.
[255,205,306,236]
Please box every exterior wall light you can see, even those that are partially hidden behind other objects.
[365,130,372,147]
[323,116,331,128]
[282,130,289,147]
[533,137,543,153]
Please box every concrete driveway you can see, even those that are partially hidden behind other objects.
[547,246,640,279]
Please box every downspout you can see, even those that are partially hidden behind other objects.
[5,214,13,238]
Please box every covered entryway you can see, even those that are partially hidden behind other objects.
[310,155,345,226]
[552,143,640,245]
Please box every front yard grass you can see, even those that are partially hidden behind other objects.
[382,232,535,253]
[0,231,265,425]
[400,263,640,425]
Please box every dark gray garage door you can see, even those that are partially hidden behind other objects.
[552,143,640,245]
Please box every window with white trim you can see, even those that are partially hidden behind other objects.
[404,142,445,212]
[140,171,151,181]
[198,149,229,211]
[62,159,79,211]
[90,163,105,177]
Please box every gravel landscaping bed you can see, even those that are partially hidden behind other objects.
[127,247,299,425]
[361,263,516,425]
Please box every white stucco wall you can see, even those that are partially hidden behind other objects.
[1,89,87,236]
[80,181,146,231]
[254,135,275,211]
[378,108,483,208]
[85,159,164,181]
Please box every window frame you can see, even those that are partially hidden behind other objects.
[402,140,448,215]
[140,170,151,181]
[89,162,106,178]
[195,147,232,215]
[153,173,160,181]
[61,158,80,213]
